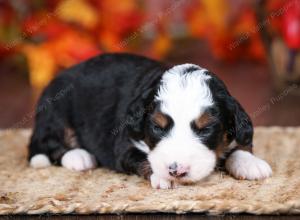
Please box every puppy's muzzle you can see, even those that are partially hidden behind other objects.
[168,162,189,178]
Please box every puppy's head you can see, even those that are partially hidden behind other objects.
[131,64,253,183]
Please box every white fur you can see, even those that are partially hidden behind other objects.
[156,64,213,121]
[226,150,272,180]
[148,64,216,184]
[150,173,172,189]
[61,149,97,171]
[132,140,150,154]
[30,154,51,168]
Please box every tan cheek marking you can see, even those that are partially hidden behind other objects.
[137,160,152,180]
[195,113,213,129]
[152,112,168,128]
[216,133,230,158]
[216,133,253,159]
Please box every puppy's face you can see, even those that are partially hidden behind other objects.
[143,65,225,183]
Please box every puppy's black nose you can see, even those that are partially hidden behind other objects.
[168,162,178,171]
[168,162,188,178]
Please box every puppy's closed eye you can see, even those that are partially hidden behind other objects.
[194,113,214,129]
[149,112,173,138]
[191,113,217,136]
[152,112,169,129]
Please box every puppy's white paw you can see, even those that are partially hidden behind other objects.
[226,150,272,180]
[61,149,97,171]
[150,174,172,189]
[30,154,51,168]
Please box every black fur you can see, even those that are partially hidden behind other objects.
[28,53,253,178]
[206,71,253,148]
[29,53,167,178]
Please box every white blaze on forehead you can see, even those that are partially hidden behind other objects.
[155,64,213,121]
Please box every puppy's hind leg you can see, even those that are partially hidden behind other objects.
[29,81,71,168]
[28,109,69,168]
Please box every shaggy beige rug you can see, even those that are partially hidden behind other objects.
[0,127,300,215]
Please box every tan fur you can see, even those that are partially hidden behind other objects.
[64,127,79,148]
[194,113,213,129]
[215,134,252,159]
[215,133,231,158]
[152,112,168,128]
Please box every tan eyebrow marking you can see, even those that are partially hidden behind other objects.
[194,112,213,129]
[152,112,168,128]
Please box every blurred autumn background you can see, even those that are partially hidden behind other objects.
[0,0,300,129]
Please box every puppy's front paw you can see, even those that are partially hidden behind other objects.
[30,154,51,168]
[226,150,272,180]
[150,174,173,189]
[61,149,97,171]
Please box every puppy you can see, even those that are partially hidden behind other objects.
[28,53,272,189]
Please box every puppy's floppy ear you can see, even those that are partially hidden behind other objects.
[207,73,253,146]
[126,66,166,139]
[225,96,253,146]
[127,88,155,139]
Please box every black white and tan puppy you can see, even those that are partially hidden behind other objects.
[28,53,272,189]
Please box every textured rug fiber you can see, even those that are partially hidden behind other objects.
[0,127,300,215]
